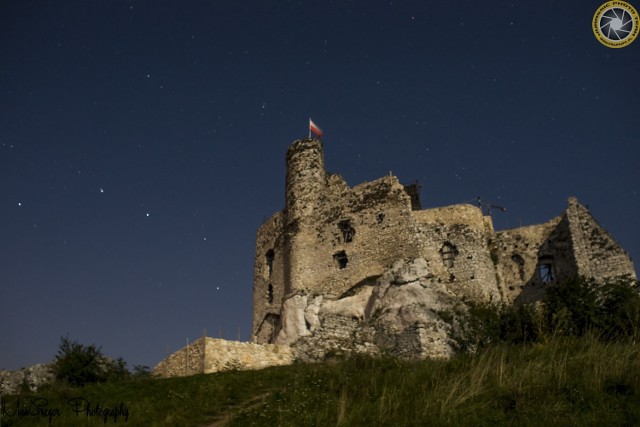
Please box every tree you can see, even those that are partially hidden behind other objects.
[51,336,129,386]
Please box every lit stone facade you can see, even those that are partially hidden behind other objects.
[253,138,636,345]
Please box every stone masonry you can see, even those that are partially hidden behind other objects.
[252,138,636,358]
[153,338,293,378]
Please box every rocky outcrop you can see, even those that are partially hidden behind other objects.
[0,364,54,395]
[278,258,468,361]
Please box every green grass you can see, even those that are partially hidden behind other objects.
[3,336,639,426]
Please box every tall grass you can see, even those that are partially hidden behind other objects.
[231,335,640,426]
[3,336,639,426]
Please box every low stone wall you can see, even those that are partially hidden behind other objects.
[153,338,293,378]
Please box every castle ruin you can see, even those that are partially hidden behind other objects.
[252,138,636,356]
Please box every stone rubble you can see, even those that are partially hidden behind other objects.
[0,364,54,395]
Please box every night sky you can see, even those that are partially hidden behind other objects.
[2,1,639,371]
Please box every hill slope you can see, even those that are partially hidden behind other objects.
[2,336,639,426]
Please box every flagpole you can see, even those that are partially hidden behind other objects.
[308,118,311,139]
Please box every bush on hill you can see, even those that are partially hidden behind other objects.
[454,275,640,352]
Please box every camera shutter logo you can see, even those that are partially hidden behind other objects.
[593,1,639,48]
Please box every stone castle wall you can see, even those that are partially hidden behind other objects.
[412,204,501,303]
[565,198,635,279]
[252,138,637,348]
[153,338,293,378]
[253,212,285,343]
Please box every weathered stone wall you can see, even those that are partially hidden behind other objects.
[492,198,636,303]
[153,338,293,378]
[154,338,206,378]
[284,139,327,295]
[492,218,562,303]
[565,197,636,280]
[413,204,501,303]
[283,140,422,299]
[303,174,419,298]
[413,204,488,230]
[253,211,285,342]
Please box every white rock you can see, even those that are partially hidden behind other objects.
[304,295,323,332]
[320,286,373,320]
[275,294,310,344]
[392,257,430,284]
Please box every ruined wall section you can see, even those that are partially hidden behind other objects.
[413,205,501,303]
[565,197,636,280]
[491,217,565,303]
[154,338,206,378]
[296,172,419,298]
[279,138,427,301]
[202,339,293,373]
[253,211,285,342]
[153,338,294,378]
[492,198,636,303]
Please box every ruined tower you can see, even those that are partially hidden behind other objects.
[283,139,327,294]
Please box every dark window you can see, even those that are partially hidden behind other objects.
[265,249,274,278]
[403,182,422,210]
[538,256,554,284]
[333,251,349,269]
[376,212,385,224]
[267,284,274,304]
[338,220,355,243]
[440,242,458,268]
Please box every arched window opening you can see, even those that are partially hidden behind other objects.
[538,256,554,284]
[265,249,275,278]
[440,242,458,268]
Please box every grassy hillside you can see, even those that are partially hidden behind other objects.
[2,335,639,426]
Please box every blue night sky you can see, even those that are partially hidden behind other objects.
[1,1,639,371]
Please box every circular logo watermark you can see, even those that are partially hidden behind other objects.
[593,1,639,48]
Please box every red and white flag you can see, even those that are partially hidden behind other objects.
[309,118,323,138]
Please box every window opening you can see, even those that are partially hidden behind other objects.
[333,250,349,269]
[538,256,554,284]
[376,212,385,224]
[440,242,458,268]
[403,181,422,210]
[338,220,355,243]
[267,284,274,304]
[265,249,274,278]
